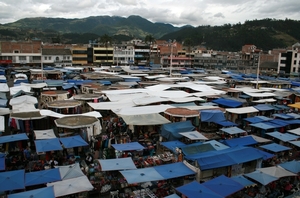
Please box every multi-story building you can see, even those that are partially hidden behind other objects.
[72,46,88,66]
[278,43,300,76]
[113,45,134,65]
[42,48,72,67]
[93,46,114,66]
[0,40,42,66]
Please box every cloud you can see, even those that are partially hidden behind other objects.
[0,0,299,26]
[214,13,225,18]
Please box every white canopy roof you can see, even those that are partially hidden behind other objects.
[249,135,272,143]
[121,113,171,125]
[56,163,85,180]
[10,85,31,95]
[10,95,38,112]
[252,98,277,103]
[40,109,102,118]
[132,95,169,105]
[20,82,47,89]
[0,83,9,92]
[0,116,4,132]
[47,176,93,197]
[192,90,226,97]
[288,128,300,136]
[105,92,148,102]
[34,129,56,139]
[112,104,174,116]
[88,100,136,111]
[244,92,276,97]
[226,106,259,114]
[147,90,192,98]
[101,88,148,95]
[179,131,208,140]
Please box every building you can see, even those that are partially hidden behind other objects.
[113,45,134,66]
[42,48,72,67]
[93,46,114,66]
[72,46,89,66]
[278,43,300,76]
[0,40,42,66]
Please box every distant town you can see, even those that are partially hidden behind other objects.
[0,38,299,77]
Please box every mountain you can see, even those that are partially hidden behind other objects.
[0,17,300,51]
[0,15,179,43]
[161,18,300,51]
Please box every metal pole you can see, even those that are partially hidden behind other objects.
[256,53,260,89]
[170,43,173,77]
[41,45,44,81]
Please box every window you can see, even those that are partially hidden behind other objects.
[19,56,26,61]
[44,57,47,60]
[14,50,19,53]
[49,56,51,60]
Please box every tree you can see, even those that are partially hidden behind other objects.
[99,34,112,66]
[144,34,156,65]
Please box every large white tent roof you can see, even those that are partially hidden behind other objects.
[112,104,174,116]
[47,176,93,197]
[88,100,136,111]
[226,106,259,114]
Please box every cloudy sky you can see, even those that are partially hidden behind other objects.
[0,0,299,27]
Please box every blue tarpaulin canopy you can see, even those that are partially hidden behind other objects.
[164,194,180,198]
[259,143,291,153]
[25,168,61,186]
[256,149,275,160]
[35,138,63,152]
[0,169,25,191]
[66,79,93,85]
[268,119,290,127]
[231,175,256,187]
[256,116,273,121]
[250,122,278,130]
[8,186,55,198]
[254,104,276,111]
[266,131,299,142]
[120,167,164,184]
[182,142,216,156]
[213,120,237,127]
[99,80,112,85]
[62,83,78,90]
[160,141,186,152]
[287,113,300,119]
[244,170,278,185]
[221,127,245,135]
[99,157,137,171]
[160,121,195,141]
[285,119,300,125]
[176,181,223,198]
[222,136,258,147]
[273,113,294,120]
[279,160,300,174]
[153,162,196,179]
[203,175,244,197]
[111,142,144,151]
[0,133,28,143]
[59,135,88,148]
[200,110,225,122]
[195,147,268,170]
[212,98,243,108]
[244,117,265,123]
[203,140,230,150]
[288,141,300,148]
[0,153,5,171]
